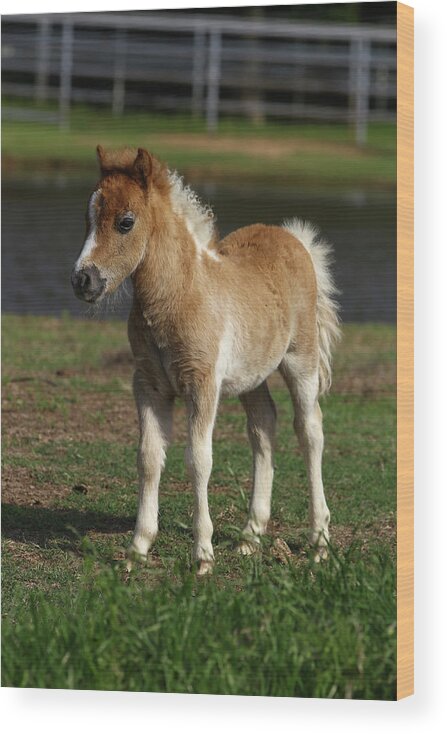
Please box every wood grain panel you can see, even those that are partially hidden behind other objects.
[397,1,414,701]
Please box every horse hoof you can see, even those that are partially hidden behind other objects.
[313,546,329,563]
[237,538,261,556]
[125,549,147,572]
[197,560,214,576]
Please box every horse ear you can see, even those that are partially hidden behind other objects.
[133,148,153,190]
[96,145,106,172]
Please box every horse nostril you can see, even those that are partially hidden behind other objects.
[79,271,90,290]
[72,265,106,303]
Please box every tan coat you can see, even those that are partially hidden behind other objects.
[72,147,340,574]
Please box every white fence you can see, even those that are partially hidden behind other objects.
[2,12,397,145]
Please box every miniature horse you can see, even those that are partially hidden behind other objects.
[71,147,340,575]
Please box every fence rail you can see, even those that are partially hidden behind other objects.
[1,12,397,144]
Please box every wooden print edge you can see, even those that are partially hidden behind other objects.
[396,1,414,701]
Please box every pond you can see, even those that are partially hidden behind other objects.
[2,175,396,322]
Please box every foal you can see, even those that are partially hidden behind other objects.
[72,147,340,575]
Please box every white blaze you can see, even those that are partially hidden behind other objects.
[75,189,101,271]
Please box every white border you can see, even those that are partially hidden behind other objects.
[2,0,447,731]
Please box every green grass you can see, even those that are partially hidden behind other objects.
[1,315,397,697]
[2,102,396,187]
[2,550,396,698]
[1,313,128,375]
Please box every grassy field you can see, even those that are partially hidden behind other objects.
[1,315,397,698]
[2,103,396,187]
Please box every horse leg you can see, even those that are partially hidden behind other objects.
[238,381,276,555]
[127,368,174,569]
[185,381,219,576]
[279,354,330,561]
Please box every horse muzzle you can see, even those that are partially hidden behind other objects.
[71,265,107,303]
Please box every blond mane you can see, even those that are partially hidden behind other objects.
[168,171,218,258]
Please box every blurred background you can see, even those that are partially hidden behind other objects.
[2,2,397,323]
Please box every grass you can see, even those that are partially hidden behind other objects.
[2,550,396,697]
[1,315,397,698]
[2,102,396,187]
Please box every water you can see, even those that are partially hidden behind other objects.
[1,175,396,322]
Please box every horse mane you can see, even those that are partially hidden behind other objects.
[168,170,217,254]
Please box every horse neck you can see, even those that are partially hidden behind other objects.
[132,200,199,334]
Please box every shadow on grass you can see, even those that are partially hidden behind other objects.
[1,502,134,551]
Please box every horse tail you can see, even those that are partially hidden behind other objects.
[283,219,341,396]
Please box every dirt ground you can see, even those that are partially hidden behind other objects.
[2,341,395,520]
[151,133,370,160]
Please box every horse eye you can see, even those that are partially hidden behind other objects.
[117,216,135,234]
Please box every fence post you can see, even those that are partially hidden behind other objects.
[192,27,206,117]
[206,30,221,133]
[112,29,127,116]
[59,21,73,129]
[375,64,389,112]
[351,37,371,147]
[35,17,51,103]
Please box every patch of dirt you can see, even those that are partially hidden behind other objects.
[332,362,396,397]
[267,362,396,397]
[268,515,396,560]
[1,465,68,507]
[3,538,49,565]
[1,341,394,519]
[2,536,83,573]
[152,133,367,161]
[330,517,396,550]
[2,371,137,448]
[101,348,133,368]
[2,342,396,574]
